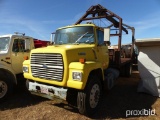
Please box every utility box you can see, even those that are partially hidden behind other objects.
[135,38,160,97]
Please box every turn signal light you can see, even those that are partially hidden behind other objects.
[79,58,86,64]
[24,56,28,60]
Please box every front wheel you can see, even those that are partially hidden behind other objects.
[77,75,102,116]
[0,75,13,102]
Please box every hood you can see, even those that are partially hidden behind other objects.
[31,44,96,62]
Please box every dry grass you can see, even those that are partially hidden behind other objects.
[0,70,160,120]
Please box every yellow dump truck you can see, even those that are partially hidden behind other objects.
[23,4,135,116]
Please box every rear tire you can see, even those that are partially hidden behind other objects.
[106,72,114,90]
[125,63,132,77]
[104,68,119,90]
[0,74,14,102]
[77,75,102,116]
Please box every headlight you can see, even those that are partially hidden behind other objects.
[23,66,29,73]
[72,72,82,81]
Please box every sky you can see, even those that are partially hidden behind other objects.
[0,0,160,44]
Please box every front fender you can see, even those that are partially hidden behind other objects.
[0,63,17,84]
[67,61,102,90]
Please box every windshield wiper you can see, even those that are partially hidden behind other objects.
[75,32,88,43]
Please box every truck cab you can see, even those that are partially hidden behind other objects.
[23,23,110,88]
[53,23,110,70]
[0,33,49,102]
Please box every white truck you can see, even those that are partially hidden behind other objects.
[0,33,49,102]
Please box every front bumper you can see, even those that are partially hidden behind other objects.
[28,81,67,100]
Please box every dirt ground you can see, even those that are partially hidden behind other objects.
[0,68,160,120]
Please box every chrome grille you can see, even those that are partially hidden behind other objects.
[31,53,63,81]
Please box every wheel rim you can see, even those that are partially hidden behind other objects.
[89,84,100,108]
[0,80,8,98]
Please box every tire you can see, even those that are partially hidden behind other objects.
[106,72,114,90]
[125,63,132,77]
[104,68,119,90]
[25,80,31,94]
[77,75,102,116]
[0,74,14,102]
[66,88,77,107]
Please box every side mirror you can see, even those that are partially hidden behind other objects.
[104,28,110,45]
[25,39,31,51]
[50,32,55,44]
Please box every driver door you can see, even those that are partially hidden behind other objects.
[11,38,31,74]
[96,29,109,69]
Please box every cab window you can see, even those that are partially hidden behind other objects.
[12,39,25,52]
[97,30,104,45]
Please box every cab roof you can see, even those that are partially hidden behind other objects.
[57,23,103,30]
[0,34,33,39]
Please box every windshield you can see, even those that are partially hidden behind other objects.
[0,37,10,53]
[54,26,94,45]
